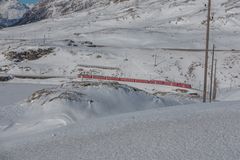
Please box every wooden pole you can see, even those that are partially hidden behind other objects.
[43,34,46,45]
[203,0,212,102]
[154,54,157,67]
[213,59,217,100]
[209,44,215,102]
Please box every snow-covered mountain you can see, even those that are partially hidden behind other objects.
[17,0,104,24]
[0,0,28,27]
[17,0,240,27]
[0,0,240,89]
[1,1,240,158]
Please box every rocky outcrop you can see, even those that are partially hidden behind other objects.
[3,48,54,62]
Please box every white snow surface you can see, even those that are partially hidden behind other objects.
[1,99,240,160]
[0,82,239,160]
[0,1,240,159]
[0,0,240,89]
[0,82,55,106]
[218,88,240,101]
[0,81,182,137]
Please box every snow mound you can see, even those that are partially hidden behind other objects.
[1,81,180,136]
[2,100,240,160]
[26,81,179,119]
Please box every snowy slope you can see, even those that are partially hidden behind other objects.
[0,0,239,90]
[1,99,240,160]
[218,88,240,101]
[0,82,54,106]
[1,1,240,158]
[17,0,104,24]
[0,81,181,137]
[18,0,240,28]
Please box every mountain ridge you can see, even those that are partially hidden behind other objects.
[16,0,240,28]
[0,0,28,27]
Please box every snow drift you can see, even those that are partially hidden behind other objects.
[0,81,180,136]
[1,99,240,160]
[25,81,179,120]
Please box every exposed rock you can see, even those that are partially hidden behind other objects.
[3,48,54,62]
[0,74,13,81]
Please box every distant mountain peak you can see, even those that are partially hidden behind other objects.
[16,0,139,25]
[0,0,28,27]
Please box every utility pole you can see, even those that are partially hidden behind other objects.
[43,34,46,45]
[154,54,157,67]
[124,53,128,61]
[209,44,215,102]
[135,0,139,8]
[203,0,212,102]
[213,59,217,100]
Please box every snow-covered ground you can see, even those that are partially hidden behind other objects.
[0,81,191,138]
[0,81,240,160]
[0,0,240,89]
[218,88,240,101]
[0,82,54,106]
[1,96,240,160]
[0,0,240,159]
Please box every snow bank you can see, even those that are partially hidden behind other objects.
[218,88,240,101]
[0,81,180,136]
[1,100,240,160]
[0,82,54,106]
